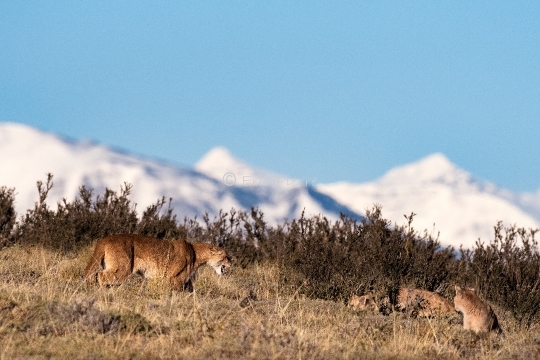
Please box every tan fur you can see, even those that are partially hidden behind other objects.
[84,234,231,291]
[397,288,456,317]
[454,285,502,334]
[348,294,379,312]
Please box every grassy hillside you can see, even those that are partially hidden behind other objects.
[1,244,539,359]
[1,179,540,358]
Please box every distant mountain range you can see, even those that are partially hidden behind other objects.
[318,154,540,248]
[0,122,359,227]
[1,122,539,249]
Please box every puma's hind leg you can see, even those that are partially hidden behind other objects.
[97,249,132,286]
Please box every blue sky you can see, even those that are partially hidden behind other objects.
[1,1,539,192]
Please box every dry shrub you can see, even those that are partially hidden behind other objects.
[115,311,155,335]
[4,175,540,329]
[137,196,183,239]
[47,298,121,335]
[182,208,270,267]
[11,174,138,252]
[459,222,540,328]
[270,207,458,304]
[0,186,16,246]
[10,174,186,252]
[0,294,119,336]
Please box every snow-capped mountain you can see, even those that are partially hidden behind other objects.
[318,154,540,249]
[196,147,282,187]
[1,122,539,249]
[0,122,359,224]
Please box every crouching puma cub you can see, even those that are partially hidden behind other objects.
[348,294,379,312]
[84,234,232,291]
[454,286,503,335]
[397,288,456,317]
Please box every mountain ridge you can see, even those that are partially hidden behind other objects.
[0,122,360,226]
[318,155,540,249]
[1,122,539,249]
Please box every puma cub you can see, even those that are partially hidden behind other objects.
[397,288,456,317]
[348,294,379,312]
[454,285,503,334]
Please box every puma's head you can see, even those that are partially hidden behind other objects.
[207,246,232,275]
[191,242,233,276]
[454,285,478,313]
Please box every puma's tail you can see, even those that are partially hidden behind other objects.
[84,243,105,283]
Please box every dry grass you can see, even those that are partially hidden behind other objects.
[0,245,539,359]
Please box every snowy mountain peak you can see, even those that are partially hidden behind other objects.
[195,147,279,185]
[0,122,50,145]
[195,146,239,170]
[0,121,36,134]
[319,152,540,249]
[380,153,470,185]
[0,122,99,156]
[415,153,454,171]
[2,122,539,250]
[0,123,361,224]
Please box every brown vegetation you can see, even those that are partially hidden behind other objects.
[0,175,539,358]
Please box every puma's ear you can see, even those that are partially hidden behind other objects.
[467,287,476,293]
[455,285,462,292]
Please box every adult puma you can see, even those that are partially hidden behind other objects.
[454,286,503,334]
[84,234,231,291]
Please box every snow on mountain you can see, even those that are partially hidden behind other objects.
[490,188,540,224]
[2,122,538,250]
[0,122,359,224]
[318,153,540,249]
[194,145,359,221]
[196,147,281,186]
[0,122,238,220]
